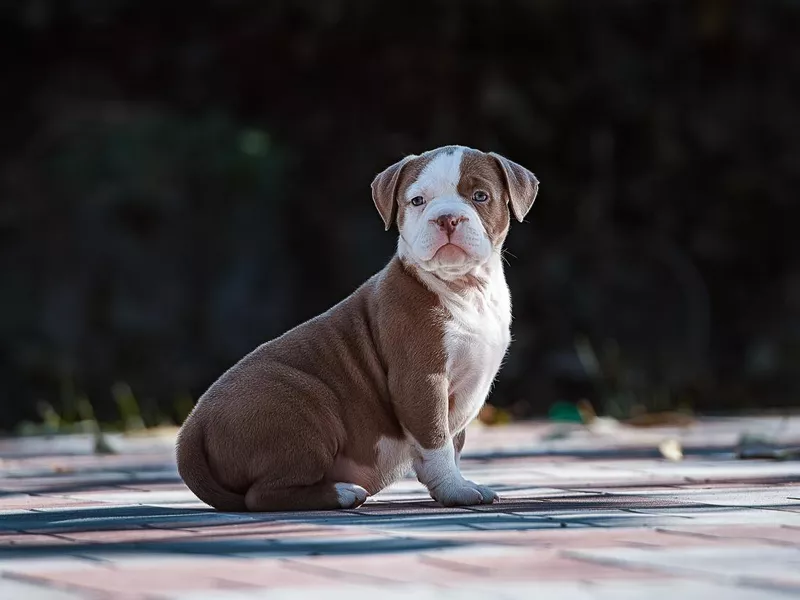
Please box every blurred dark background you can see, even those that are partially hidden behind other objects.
[1,0,799,432]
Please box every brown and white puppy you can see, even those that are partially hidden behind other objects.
[176,145,538,511]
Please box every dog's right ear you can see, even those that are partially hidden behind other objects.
[371,155,414,231]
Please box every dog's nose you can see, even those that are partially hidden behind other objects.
[433,214,466,236]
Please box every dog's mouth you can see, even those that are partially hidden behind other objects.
[433,243,469,262]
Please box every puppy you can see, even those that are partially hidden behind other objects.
[176,145,539,511]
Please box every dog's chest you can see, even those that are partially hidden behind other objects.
[443,285,511,433]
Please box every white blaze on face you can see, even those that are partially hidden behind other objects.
[399,147,493,276]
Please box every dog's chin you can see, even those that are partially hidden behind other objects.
[416,243,487,278]
[434,243,469,263]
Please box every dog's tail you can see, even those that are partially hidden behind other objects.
[176,421,248,512]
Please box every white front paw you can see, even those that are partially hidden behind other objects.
[466,480,499,503]
[431,480,498,507]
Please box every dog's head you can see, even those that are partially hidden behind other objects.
[372,145,538,278]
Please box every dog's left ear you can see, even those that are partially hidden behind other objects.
[489,152,539,223]
[371,155,414,231]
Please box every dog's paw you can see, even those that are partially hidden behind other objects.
[465,480,499,504]
[432,480,498,507]
[334,483,369,508]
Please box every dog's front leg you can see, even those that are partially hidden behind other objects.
[415,439,497,506]
[391,373,496,507]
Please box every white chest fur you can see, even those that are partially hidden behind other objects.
[427,255,512,434]
[444,307,510,433]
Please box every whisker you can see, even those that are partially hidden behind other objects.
[494,247,514,266]
[490,246,511,267]
[503,248,518,261]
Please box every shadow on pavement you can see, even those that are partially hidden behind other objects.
[2,493,798,561]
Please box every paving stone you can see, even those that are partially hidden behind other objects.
[467,517,588,531]
[0,495,108,511]
[0,505,256,535]
[568,545,800,588]
[394,525,744,548]
[176,521,350,538]
[54,526,199,543]
[9,560,339,597]
[643,509,800,527]
[0,556,105,573]
[284,546,667,585]
[348,501,474,516]
[655,526,800,547]
[0,577,86,600]
[492,486,604,499]
[163,580,792,600]
[466,494,693,513]
[250,534,465,558]
[0,533,76,547]
[58,489,199,505]
[283,552,490,585]
[650,487,800,509]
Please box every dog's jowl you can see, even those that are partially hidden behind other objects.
[176,145,539,511]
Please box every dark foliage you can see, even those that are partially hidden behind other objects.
[1,0,798,429]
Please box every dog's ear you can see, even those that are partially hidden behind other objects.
[371,155,414,231]
[489,152,539,223]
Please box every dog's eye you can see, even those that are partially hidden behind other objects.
[410,196,425,207]
[472,190,489,203]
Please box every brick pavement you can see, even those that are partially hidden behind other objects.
[0,416,799,599]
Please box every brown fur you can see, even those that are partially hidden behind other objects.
[489,152,539,223]
[176,146,538,512]
[176,257,447,511]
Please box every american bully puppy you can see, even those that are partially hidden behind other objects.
[177,145,539,511]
